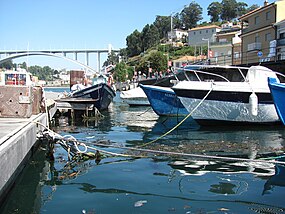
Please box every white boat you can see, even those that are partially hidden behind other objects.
[120,87,150,106]
[172,65,281,125]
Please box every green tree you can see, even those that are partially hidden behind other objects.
[137,51,167,76]
[180,2,203,29]
[19,62,27,70]
[221,0,238,21]
[236,2,248,17]
[103,50,119,67]
[28,65,54,81]
[126,30,142,57]
[141,24,160,51]
[207,2,222,22]
[119,48,128,62]
[153,15,171,39]
[0,60,14,70]
[148,51,167,72]
[246,4,259,13]
[113,62,133,82]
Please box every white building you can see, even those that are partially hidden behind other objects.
[188,25,221,46]
[167,29,188,42]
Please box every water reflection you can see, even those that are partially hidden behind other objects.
[2,92,285,213]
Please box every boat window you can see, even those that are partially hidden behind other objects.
[183,67,248,82]
[5,73,26,85]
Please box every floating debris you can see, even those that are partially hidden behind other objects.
[134,200,147,207]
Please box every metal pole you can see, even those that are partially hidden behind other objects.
[170,13,173,43]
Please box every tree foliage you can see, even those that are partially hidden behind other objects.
[207,2,222,22]
[236,2,248,17]
[141,24,160,51]
[221,0,238,21]
[136,50,167,76]
[113,62,134,82]
[153,15,171,39]
[28,65,55,81]
[103,50,119,67]
[0,60,14,70]
[126,30,143,57]
[246,4,259,13]
[180,2,203,29]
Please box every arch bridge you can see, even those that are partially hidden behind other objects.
[0,48,120,73]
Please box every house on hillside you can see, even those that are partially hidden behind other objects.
[239,0,285,64]
[188,25,221,46]
[210,22,242,65]
[167,29,188,43]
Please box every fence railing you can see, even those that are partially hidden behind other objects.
[208,46,285,66]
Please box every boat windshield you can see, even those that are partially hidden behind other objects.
[178,66,249,82]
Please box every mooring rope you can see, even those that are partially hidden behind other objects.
[34,121,285,165]
[138,86,213,148]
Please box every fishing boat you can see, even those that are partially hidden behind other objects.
[140,84,188,116]
[121,71,188,108]
[172,65,281,125]
[268,77,285,125]
[60,75,116,111]
[120,86,150,106]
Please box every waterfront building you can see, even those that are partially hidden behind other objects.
[210,23,242,65]
[239,0,285,64]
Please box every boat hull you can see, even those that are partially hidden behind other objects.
[140,84,188,116]
[120,87,150,106]
[69,83,116,111]
[173,86,279,125]
[268,77,285,125]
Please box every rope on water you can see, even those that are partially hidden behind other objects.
[88,142,285,165]
[34,113,285,166]
[138,86,213,148]
[137,107,152,116]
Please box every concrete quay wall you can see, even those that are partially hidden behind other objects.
[0,113,48,202]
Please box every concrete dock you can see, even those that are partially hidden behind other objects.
[0,113,48,202]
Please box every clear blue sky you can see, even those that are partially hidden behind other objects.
[0,0,265,71]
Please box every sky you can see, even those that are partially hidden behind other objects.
[0,0,266,71]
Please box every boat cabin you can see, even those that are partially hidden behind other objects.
[0,69,34,86]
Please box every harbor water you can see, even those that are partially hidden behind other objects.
[1,89,285,214]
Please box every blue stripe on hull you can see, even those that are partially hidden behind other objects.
[140,85,188,116]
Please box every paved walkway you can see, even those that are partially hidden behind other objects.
[0,116,42,146]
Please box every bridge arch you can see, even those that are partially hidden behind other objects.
[0,51,98,74]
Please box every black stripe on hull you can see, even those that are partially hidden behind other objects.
[195,119,282,126]
[173,88,273,104]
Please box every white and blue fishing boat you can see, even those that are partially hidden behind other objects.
[140,84,188,116]
[268,77,285,125]
[173,65,281,125]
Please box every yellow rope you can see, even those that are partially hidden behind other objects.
[138,87,213,148]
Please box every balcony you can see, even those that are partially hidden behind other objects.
[247,42,261,51]
[277,38,285,47]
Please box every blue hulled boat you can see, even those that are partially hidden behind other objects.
[140,84,188,116]
[268,77,285,125]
